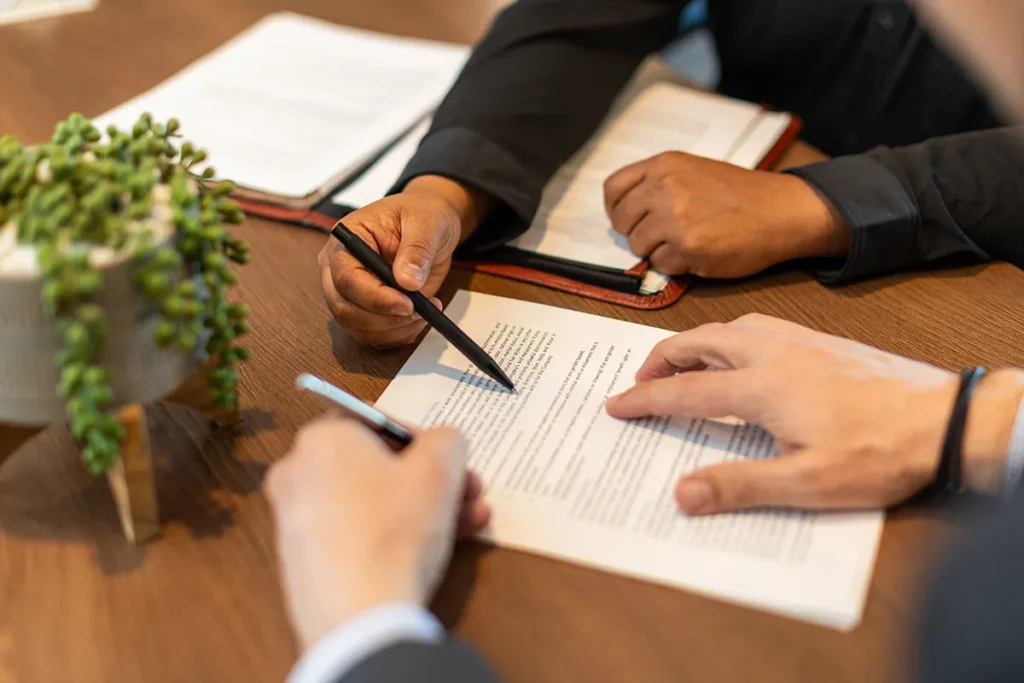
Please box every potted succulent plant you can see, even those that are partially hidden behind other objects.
[0,112,251,475]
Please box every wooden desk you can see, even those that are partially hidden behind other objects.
[3,2,1024,682]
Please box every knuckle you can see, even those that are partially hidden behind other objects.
[317,242,332,268]
[722,475,757,508]
[674,228,701,253]
[331,261,357,293]
[734,312,771,328]
[668,200,694,228]
[794,459,832,494]
[650,248,686,276]
[603,173,619,197]
[401,239,434,264]
[627,230,645,254]
[651,334,682,359]
[653,150,684,168]
[699,321,730,338]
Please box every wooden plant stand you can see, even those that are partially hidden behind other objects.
[0,364,241,544]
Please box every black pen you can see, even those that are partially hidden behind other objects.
[331,221,516,392]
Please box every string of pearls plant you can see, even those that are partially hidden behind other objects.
[0,112,251,474]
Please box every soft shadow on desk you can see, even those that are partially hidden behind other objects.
[431,541,494,628]
[824,261,991,299]
[0,404,274,575]
[329,320,415,381]
[145,403,273,540]
[685,260,991,300]
[327,281,511,394]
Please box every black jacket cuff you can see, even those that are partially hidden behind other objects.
[339,638,499,683]
[389,127,542,254]
[786,154,920,284]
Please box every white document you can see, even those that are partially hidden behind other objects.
[510,83,787,271]
[0,0,95,25]
[91,12,469,199]
[374,291,883,630]
[332,117,433,209]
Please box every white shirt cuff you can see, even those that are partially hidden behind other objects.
[1003,395,1024,498]
[286,603,444,683]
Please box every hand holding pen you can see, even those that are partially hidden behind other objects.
[270,373,491,651]
[318,176,490,344]
[326,218,516,392]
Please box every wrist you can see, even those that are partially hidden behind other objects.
[962,368,1024,495]
[295,569,422,652]
[782,175,850,261]
[403,175,490,244]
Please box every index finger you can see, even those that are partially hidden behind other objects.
[635,323,759,383]
[606,369,765,424]
[325,241,414,317]
[603,158,649,217]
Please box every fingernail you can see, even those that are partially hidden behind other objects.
[430,297,443,312]
[403,263,424,287]
[605,391,626,407]
[394,297,414,316]
[676,478,713,514]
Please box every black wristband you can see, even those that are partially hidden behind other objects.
[926,367,987,502]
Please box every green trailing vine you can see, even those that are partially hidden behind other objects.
[0,112,251,474]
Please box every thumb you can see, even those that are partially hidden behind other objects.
[393,214,449,292]
[676,451,826,515]
[403,426,470,507]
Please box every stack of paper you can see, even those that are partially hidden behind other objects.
[92,12,469,204]
[0,0,96,26]
[374,291,884,631]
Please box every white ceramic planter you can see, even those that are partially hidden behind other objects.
[0,230,198,427]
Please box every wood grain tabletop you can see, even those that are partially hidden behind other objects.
[2,2,1023,682]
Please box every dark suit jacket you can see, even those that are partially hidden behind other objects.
[338,638,499,683]
[391,0,1024,285]
[338,496,1024,683]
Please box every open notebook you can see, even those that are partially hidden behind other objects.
[373,291,883,630]
[91,11,470,208]
[503,77,797,303]
[322,60,799,309]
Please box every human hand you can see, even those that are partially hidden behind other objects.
[606,314,1024,515]
[266,417,491,651]
[603,151,849,278]
[319,175,488,348]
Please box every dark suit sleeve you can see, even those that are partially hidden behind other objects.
[337,640,500,683]
[787,127,1024,283]
[390,0,688,251]
[915,493,1024,683]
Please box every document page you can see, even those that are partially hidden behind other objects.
[509,82,766,270]
[92,12,469,199]
[375,292,883,630]
[0,0,95,26]
[332,117,433,209]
